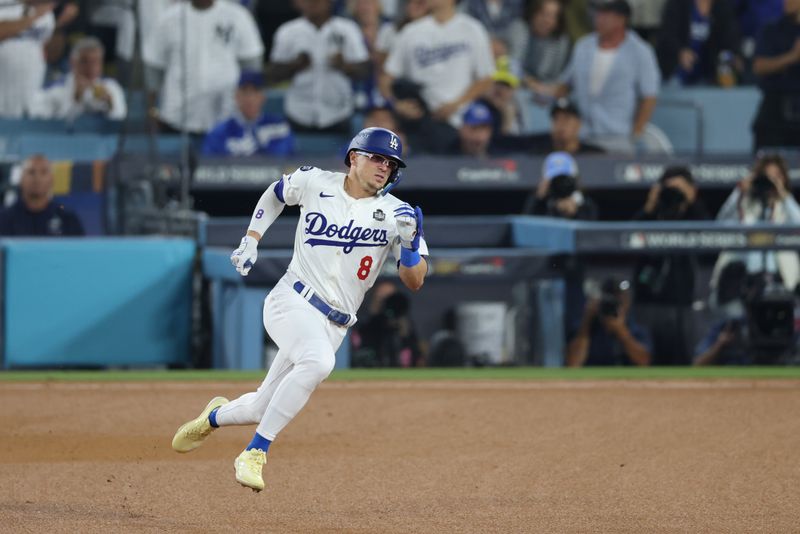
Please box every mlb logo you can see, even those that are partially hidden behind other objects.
[373,209,385,221]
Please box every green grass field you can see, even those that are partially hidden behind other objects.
[0,366,799,382]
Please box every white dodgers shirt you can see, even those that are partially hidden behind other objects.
[276,166,428,315]
[383,13,494,126]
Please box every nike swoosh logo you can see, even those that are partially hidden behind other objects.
[319,193,335,198]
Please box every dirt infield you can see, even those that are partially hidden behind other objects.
[1,379,799,533]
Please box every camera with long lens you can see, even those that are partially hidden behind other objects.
[548,174,577,200]
[598,278,629,318]
[656,185,687,219]
[718,264,796,364]
[745,276,795,363]
[750,173,776,202]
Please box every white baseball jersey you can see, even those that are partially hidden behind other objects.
[383,13,494,126]
[0,3,54,118]
[28,74,127,120]
[270,16,368,128]
[375,23,398,56]
[143,0,264,132]
[274,166,428,316]
[138,0,179,56]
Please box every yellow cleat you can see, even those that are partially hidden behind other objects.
[234,448,267,492]
[171,396,229,453]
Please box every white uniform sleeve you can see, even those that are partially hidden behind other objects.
[383,26,407,78]
[472,22,495,79]
[269,24,295,62]
[279,166,316,206]
[143,10,171,68]
[234,7,264,59]
[342,20,369,62]
[247,180,286,237]
[375,24,396,54]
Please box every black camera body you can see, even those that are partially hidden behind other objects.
[750,173,776,202]
[746,288,795,360]
[599,293,620,318]
[548,174,577,200]
[656,186,687,219]
[724,274,797,364]
[598,278,623,318]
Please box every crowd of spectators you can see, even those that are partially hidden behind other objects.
[4,0,800,152]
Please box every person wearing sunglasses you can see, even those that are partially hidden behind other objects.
[171,127,428,492]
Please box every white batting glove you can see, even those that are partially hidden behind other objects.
[230,235,258,276]
[394,203,420,250]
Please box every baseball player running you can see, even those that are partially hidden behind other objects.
[171,127,428,492]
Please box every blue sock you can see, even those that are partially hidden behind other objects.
[208,407,220,428]
[246,432,272,453]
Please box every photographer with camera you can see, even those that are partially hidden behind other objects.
[632,166,710,365]
[694,261,751,366]
[566,278,652,367]
[697,259,797,365]
[706,154,800,364]
[524,152,598,352]
[351,281,424,368]
[712,154,800,293]
[522,151,598,219]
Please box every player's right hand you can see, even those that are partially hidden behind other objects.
[230,235,258,276]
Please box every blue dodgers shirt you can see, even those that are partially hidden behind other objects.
[202,113,295,157]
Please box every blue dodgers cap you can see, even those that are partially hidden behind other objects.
[543,151,578,180]
[238,70,265,88]
[462,101,494,126]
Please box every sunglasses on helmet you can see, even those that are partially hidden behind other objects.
[354,151,399,171]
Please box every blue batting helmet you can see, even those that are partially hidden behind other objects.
[344,127,406,195]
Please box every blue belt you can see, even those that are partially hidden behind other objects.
[293,281,353,327]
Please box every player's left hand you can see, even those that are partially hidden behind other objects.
[230,235,258,276]
[394,204,423,251]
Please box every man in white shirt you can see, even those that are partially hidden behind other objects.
[267,0,370,133]
[143,0,264,135]
[29,37,126,121]
[379,0,495,153]
[0,1,55,118]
